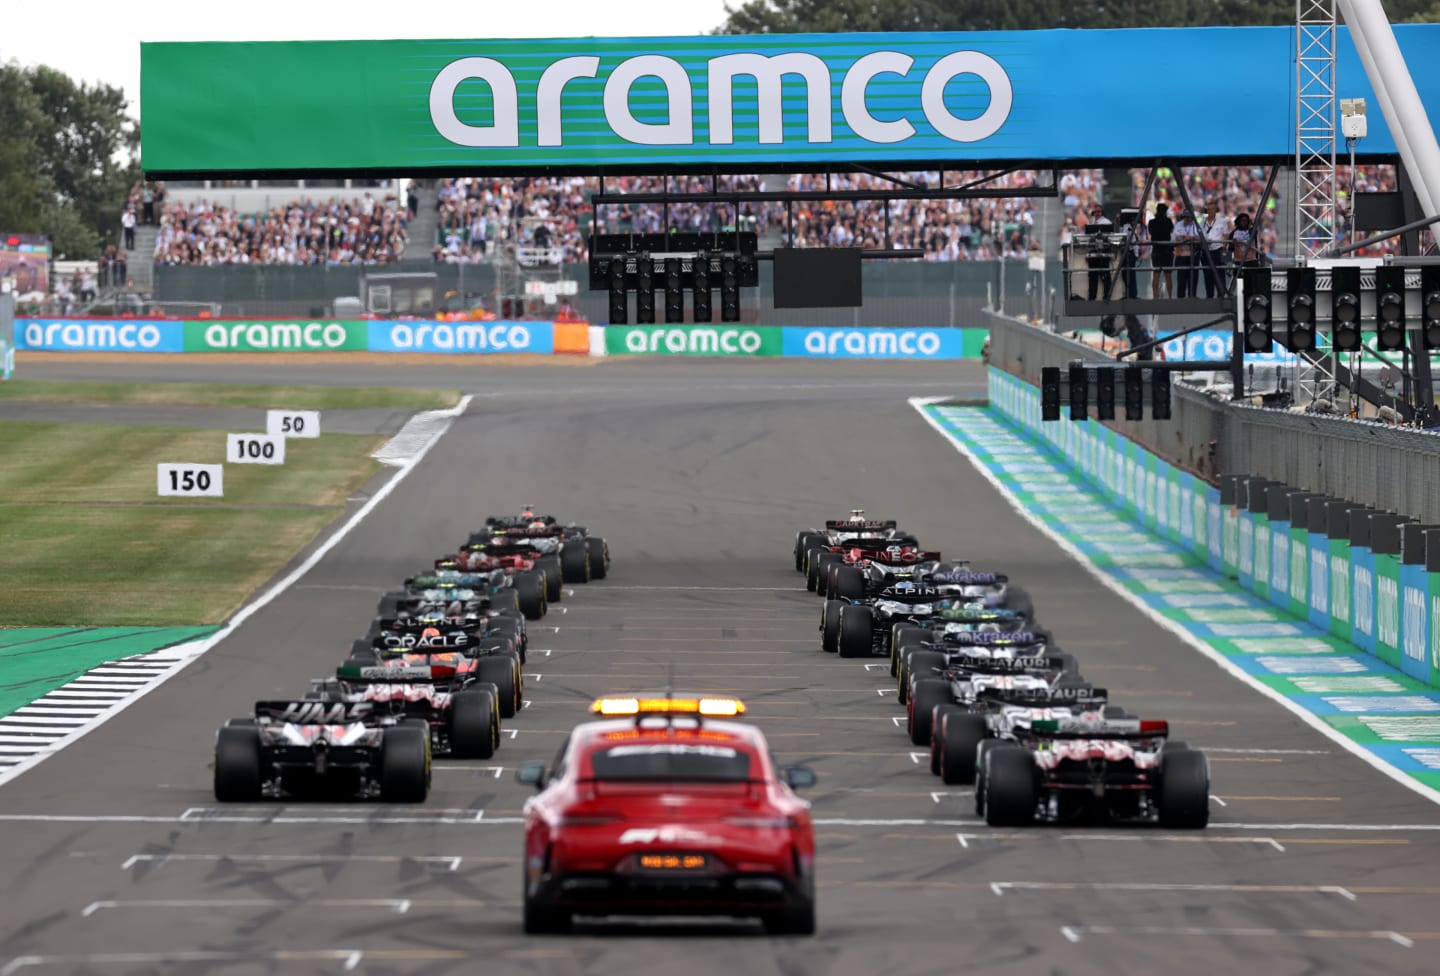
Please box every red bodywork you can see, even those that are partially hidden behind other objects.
[522,718,815,920]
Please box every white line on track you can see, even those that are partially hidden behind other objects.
[0,396,473,791]
[117,853,476,870]
[909,396,1440,809]
[988,882,1357,899]
[82,897,452,917]
[1056,925,1415,946]
[0,948,471,976]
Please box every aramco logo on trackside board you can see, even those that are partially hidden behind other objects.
[428,50,1013,148]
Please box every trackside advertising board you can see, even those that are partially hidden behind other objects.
[140,26,1440,173]
[602,325,984,358]
[15,319,555,354]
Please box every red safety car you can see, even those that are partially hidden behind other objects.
[515,696,816,935]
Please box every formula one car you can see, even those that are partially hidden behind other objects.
[515,696,816,935]
[213,699,430,802]
[827,580,1015,659]
[818,544,947,600]
[368,595,528,655]
[794,510,916,576]
[475,508,610,582]
[977,715,1209,828]
[927,677,1113,785]
[378,573,542,622]
[893,627,1052,699]
[905,650,1083,742]
[305,663,503,759]
[445,547,565,603]
[348,630,524,718]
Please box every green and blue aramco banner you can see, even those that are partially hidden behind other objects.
[139,26,1440,174]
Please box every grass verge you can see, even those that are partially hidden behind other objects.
[0,421,386,625]
[0,379,460,410]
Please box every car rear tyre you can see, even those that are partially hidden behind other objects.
[837,605,873,659]
[560,540,590,584]
[940,713,987,785]
[1158,747,1210,829]
[983,746,1037,826]
[380,725,430,803]
[450,688,500,759]
[930,705,962,774]
[1004,586,1035,623]
[586,537,609,579]
[899,650,945,704]
[974,740,999,814]
[537,556,563,602]
[344,652,379,668]
[821,600,842,654]
[889,625,928,677]
[515,572,547,621]
[832,566,866,602]
[908,678,951,746]
[804,548,824,591]
[376,591,405,618]
[213,726,263,802]
[795,532,824,572]
[814,553,840,597]
[475,655,520,718]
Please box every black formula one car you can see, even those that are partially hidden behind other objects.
[347,630,525,718]
[977,715,1210,829]
[305,662,504,759]
[794,511,916,578]
[213,699,430,802]
[474,508,610,582]
[905,651,1084,746]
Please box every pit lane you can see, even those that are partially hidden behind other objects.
[0,358,1436,975]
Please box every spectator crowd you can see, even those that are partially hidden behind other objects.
[152,193,409,266]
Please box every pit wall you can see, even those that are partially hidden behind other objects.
[13,319,988,361]
[988,367,1440,692]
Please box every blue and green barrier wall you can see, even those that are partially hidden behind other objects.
[987,367,1440,690]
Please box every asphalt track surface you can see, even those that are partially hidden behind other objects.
[0,359,1436,975]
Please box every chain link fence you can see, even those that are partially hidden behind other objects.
[984,308,1440,523]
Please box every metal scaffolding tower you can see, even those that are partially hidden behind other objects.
[1293,0,1341,406]
[1296,0,1339,259]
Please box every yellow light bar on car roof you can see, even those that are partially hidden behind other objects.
[590,697,746,717]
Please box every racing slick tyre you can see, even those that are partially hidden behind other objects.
[890,534,919,548]
[939,713,988,786]
[1050,652,1080,679]
[350,639,376,659]
[930,704,962,774]
[213,725,263,802]
[515,572,547,622]
[814,553,840,596]
[899,651,945,705]
[1158,746,1210,829]
[804,549,825,591]
[450,688,501,759]
[821,599,842,654]
[974,740,1000,814]
[380,724,430,803]
[376,591,406,618]
[762,898,817,936]
[492,588,522,615]
[1004,586,1035,624]
[908,678,951,746]
[537,555,563,602]
[560,539,591,584]
[476,655,521,719]
[795,532,824,572]
[832,566,866,602]
[344,652,379,668]
[587,537,609,579]
[983,745,1037,826]
[837,604,874,659]
[889,624,928,677]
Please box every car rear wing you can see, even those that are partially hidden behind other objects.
[926,570,1008,586]
[464,541,544,557]
[870,551,943,566]
[335,664,458,683]
[254,700,376,724]
[935,631,1049,647]
[939,652,1064,673]
[825,519,896,531]
[407,571,499,588]
[979,685,1108,704]
[930,608,1025,624]
[1027,717,1169,740]
[489,526,564,539]
[369,631,486,652]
